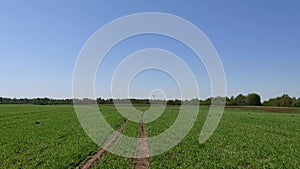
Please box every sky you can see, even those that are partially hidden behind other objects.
[0,0,300,101]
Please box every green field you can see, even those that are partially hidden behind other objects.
[1,105,300,168]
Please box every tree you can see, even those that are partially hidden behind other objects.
[226,96,236,106]
[293,98,300,107]
[200,98,211,105]
[279,94,292,107]
[247,93,261,106]
[234,94,247,106]
[263,94,294,107]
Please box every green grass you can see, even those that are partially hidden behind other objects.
[1,105,300,168]
[0,105,127,168]
[148,107,300,168]
[0,105,96,168]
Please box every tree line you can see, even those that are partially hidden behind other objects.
[262,94,300,107]
[0,93,299,107]
[0,97,73,105]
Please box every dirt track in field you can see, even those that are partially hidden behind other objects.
[80,116,131,169]
[80,112,150,169]
[134,112,150,169]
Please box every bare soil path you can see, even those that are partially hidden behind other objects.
[80,115,131,169]
[134,112,150,169]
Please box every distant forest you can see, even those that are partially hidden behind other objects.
[0,93,300,107]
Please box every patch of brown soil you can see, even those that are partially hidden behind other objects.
[80,116,131,169]
[134,112,150,169]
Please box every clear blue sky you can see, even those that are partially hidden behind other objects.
[0,0,299,100]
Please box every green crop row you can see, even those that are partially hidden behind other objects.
[1,105,300,168]
[0,105,128,168]
[148,107,300,168]
[0,105,96,168]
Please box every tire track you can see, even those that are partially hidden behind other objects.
[80,114,132,169]
[134,112,150,169]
